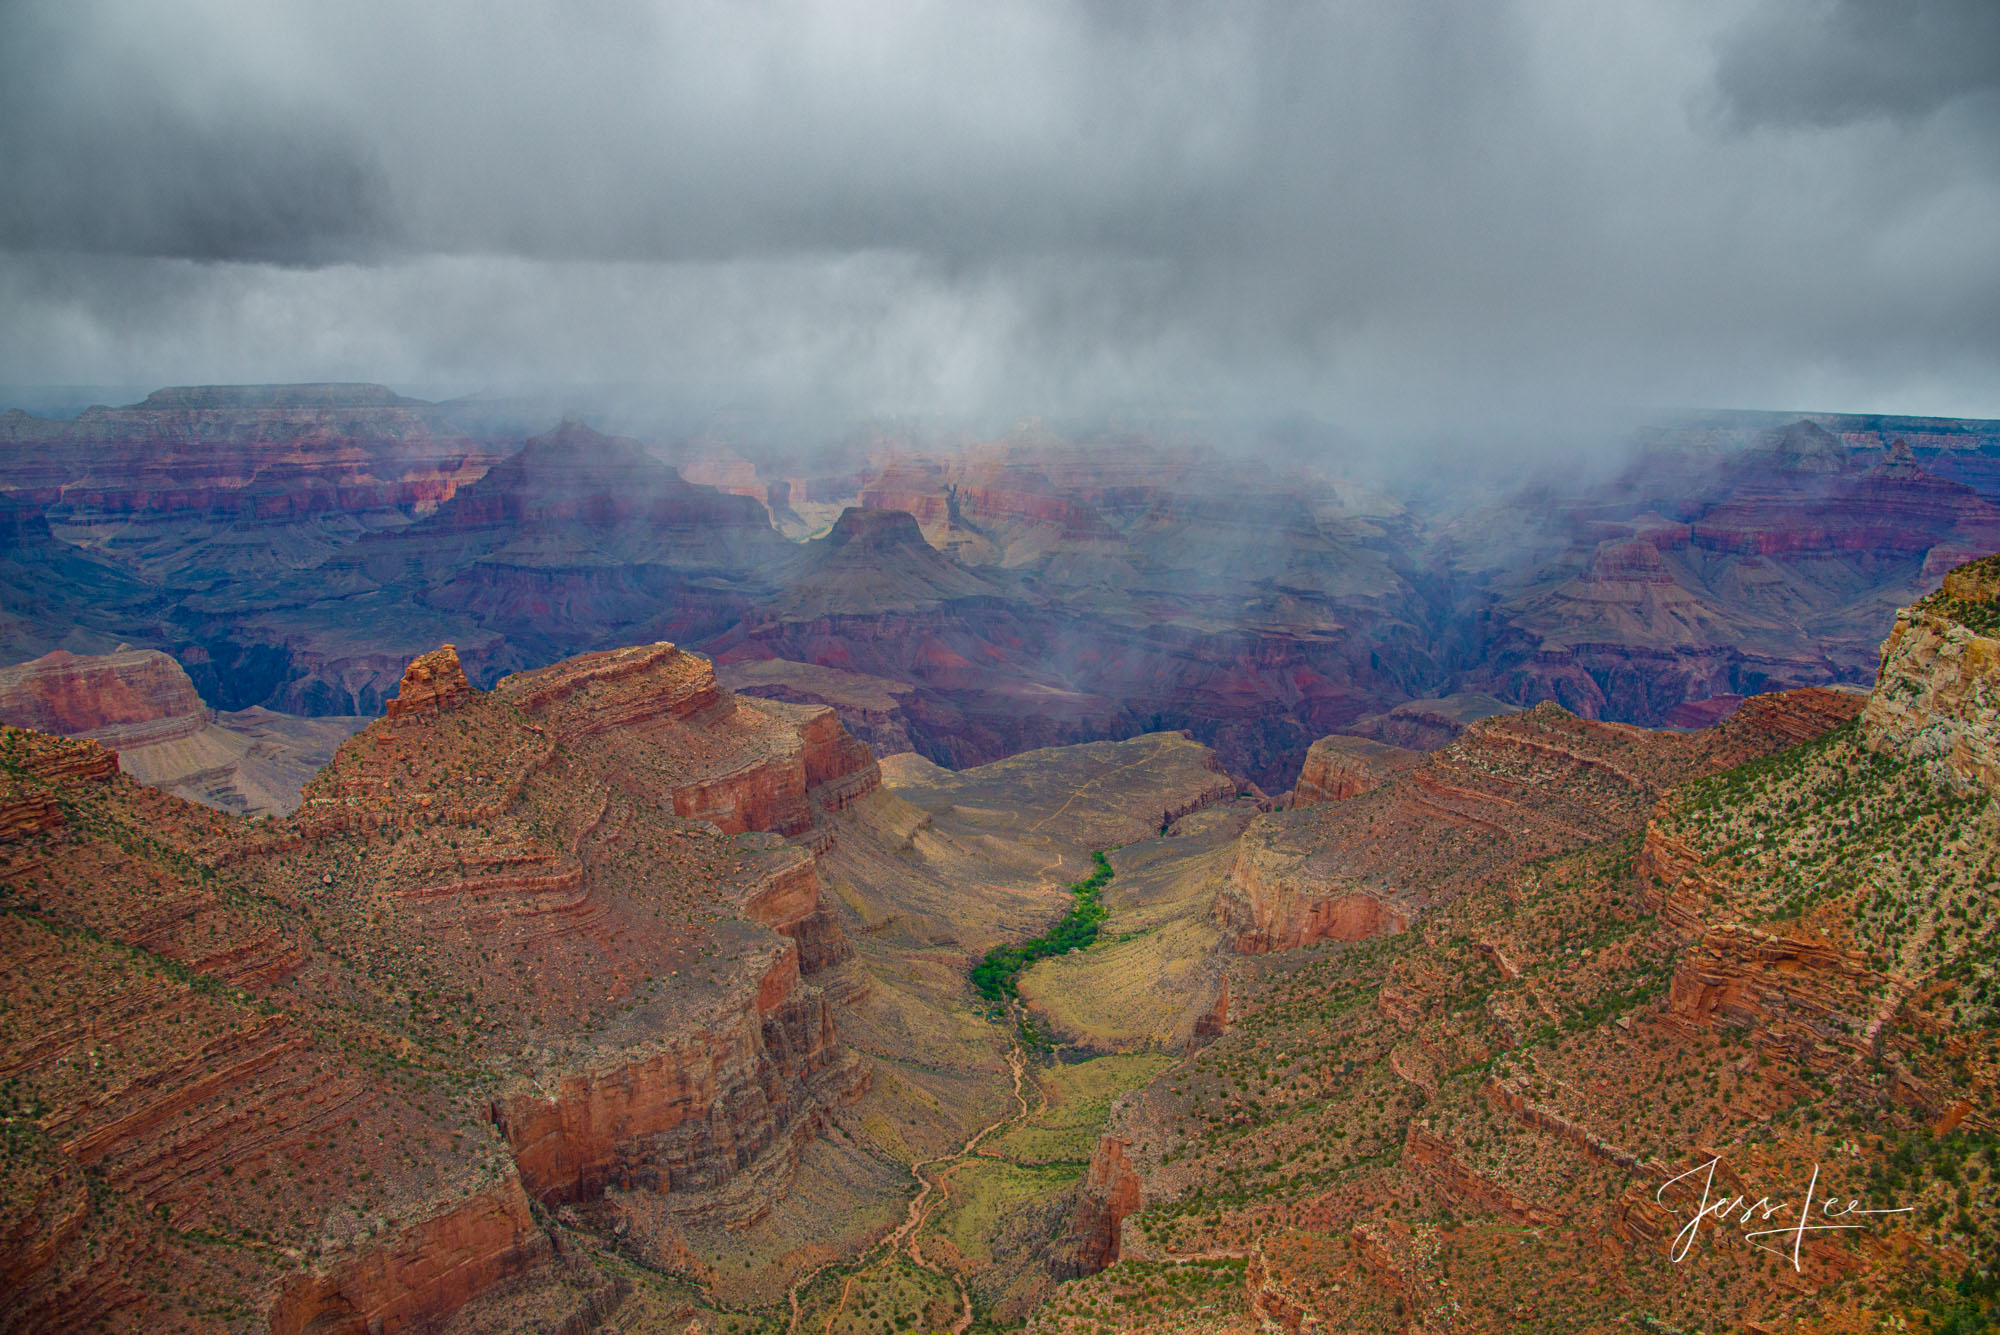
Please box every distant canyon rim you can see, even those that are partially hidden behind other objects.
[3,385,1999,798]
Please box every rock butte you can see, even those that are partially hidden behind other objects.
[0,647,363,816]
[0,638,881,1332]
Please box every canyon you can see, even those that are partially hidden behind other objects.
[1022,558,1998,1334]
[7,386,2000,790]
[2,385,1999,1331]
[1,554,1996,1330]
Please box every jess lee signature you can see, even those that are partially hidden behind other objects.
[1655,1157,1913,1270]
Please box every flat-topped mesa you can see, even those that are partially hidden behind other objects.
[0,648,208,748]
[1861,550,2000,791]
[1345,693,1521,753]
[826,504,930,552]
[1290,734,1421,807]
[385,644,474,719]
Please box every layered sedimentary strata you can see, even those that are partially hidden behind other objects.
[492,929,863,1220]
[1289,734,1421,806]
[1464,421,2000,730]
[384,643,474,718]
[0,647,364,815]
[727,837,855,974]
[268,1179,549,1335]
[1213,687,1866,955]
[489,641,879,847]
[0,647,206,741]
[1045,609,1991,1331]
[1215,837,1411,953]
[719,658,922,758]
[1051,1134,1143,1279]
[1861,552,2000,791]
[1343,693,1523,752]
[0,637,881,1333]
[17,392,1994,795]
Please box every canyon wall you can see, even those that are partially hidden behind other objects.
[1289,734,1421,806]
[0,637,884,1333]
[1051,1134,1143,1279]
[1861,553,2000,791]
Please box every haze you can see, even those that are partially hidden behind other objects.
[2,0,1997,439]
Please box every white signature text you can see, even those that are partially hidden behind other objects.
[1654,1157,1912,1271]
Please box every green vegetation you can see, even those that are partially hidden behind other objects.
[1916,553,2000,635]
[970,852,1113,1004]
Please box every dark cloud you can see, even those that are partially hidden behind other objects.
[0,0,1996,431]
[1714,0,2000,129]
[0,6,395,263]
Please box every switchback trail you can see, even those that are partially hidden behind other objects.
[787,1045,1033,1335]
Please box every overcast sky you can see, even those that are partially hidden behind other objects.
[1,0,1996,435]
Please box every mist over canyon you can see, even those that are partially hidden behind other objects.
[6,2,2000,1330]
[4,406,1999,1331]
[3,384,1998,794]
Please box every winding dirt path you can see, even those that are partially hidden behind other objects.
[787,1046,1034,1335]
[1026,736,1174,834]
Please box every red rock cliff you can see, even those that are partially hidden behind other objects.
[0,648,208,746]
[1051,1134,1143,1278]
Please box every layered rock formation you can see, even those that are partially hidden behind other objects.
[1029,573,1998,1334]
[1460,419,2000,728]
[1212,689,1860,955]
[383,643,473,718]
[0,647,363,815]
[1860,552,2000,791]
[1342,692,1521,752]
[1288,734,1421,806]
[11,386,2000,794]
[0,638,877,1333]
[490,928,854,1220]
[238,422,791,714]
[1051,1134,1143,1279]
[0,383,502,591]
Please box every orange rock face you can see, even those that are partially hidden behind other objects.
[1289,734,1422,807]
[0,647,365,816]
[492,935,863,1219]
[0,638,881,1333]
[269,1179,548,1335]
[0,647,206,742]
[383,643,473,719]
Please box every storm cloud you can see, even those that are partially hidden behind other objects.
[1,0,1996,433]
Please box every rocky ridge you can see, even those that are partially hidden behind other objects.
[0,638,879,1333]
[1860,551,2000,792]
[1026,565,1998,1333]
